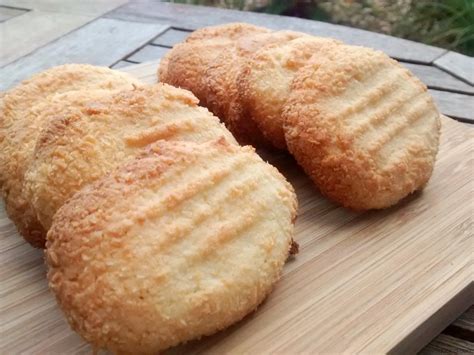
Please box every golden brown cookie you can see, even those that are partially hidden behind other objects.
[46,139,297,354]
[158,23,269,107]
[158,23,277,145]
[156,48,170,82]
[283,45,441,210]
[204,30,307,146]
[0,64,139,247]
[158,39,229,108]
[239,36,342,149]
[25,84,236,237]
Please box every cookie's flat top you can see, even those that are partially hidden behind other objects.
[0,64,139,247]
[284,45,441,210]
[47,139,296,353]
[24,83,236,234]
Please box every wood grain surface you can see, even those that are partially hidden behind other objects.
[429,89,474,124]
[111,60,139,69]
[0,10,93,67]
[151,28,192,47]
[126,44,171,64]
[0,0,127,16]
[0,63,472,354]
[452,306,474,332]
[0,18,168,90]
[420,334,474,354]
[434,51,474,86]
[402,62,474,95]
[0,5,26,22]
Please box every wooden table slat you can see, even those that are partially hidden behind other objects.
[452,305,474,332]
[429,89,474,123]
[126,44,170,64]
[420,334,474,354]
[402,63,474,95]
[111,60,138,69]
[0,5,27,22]
[0,0,127,16]
[107,1,447,64]
[122,59,161,83]
[0,18,168,90]
[0,10,93,68]
[391,282,473,354]
[151,28,192,47]
[435,51,474,86]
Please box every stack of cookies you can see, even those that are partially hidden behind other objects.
[160,23,441,211]
[0,64,297,352]
[1,22,442,354]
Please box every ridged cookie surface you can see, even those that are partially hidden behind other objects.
[204,30,306,146]
[46,139,297,354]
[284,45,441,210]
[25,84,236,237]
[239,36,341,149]
[0,64,139,247]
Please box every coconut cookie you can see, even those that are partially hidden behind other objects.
[0,64,139,247]
[25,84,236,237]
[46,139,297,354]
[284,45,441,210]
[239,36,341,149]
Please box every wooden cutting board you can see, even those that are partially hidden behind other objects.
[1,61,472,354]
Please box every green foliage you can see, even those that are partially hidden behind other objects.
[395,0,474,55]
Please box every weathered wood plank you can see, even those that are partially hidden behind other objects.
[126,44,170,63]
[0,231,92,353]
[151,28,191,47]
[0,5,26,22]
[0,18,168,90]
[403,63,474,95]
[111,60,138,69]
[0,0,127,16]
[452,306,474,333]
[429,90,474,124]
[0,10,93,68]
[441,305,474,342]
[435,51,474,86]
[392,284,473,354]
[107,1,446,64]
[121,59,160,83]
[420,334,474,354]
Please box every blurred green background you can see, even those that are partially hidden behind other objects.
[165,0,474,56]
